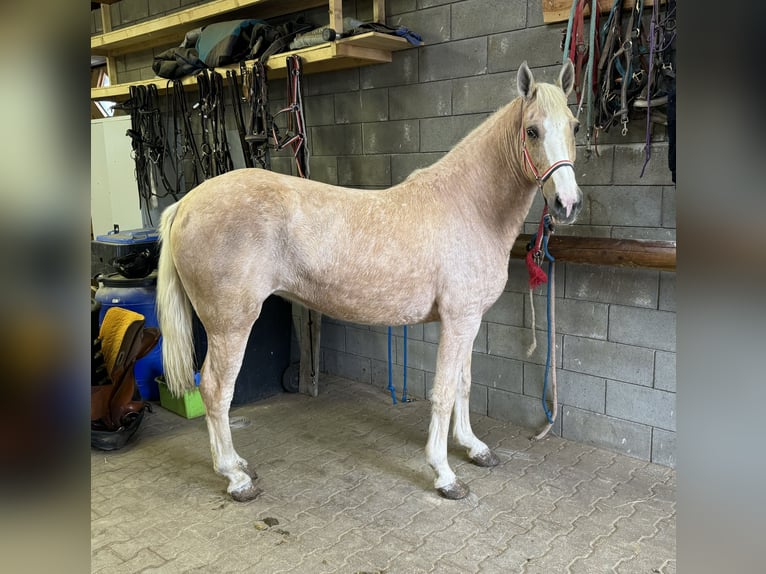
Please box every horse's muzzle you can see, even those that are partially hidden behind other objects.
[548,191,582,225]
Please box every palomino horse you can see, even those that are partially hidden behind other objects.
[157,61,582,501]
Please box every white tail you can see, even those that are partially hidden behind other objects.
[157,202,196,397]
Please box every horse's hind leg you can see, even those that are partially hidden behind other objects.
[198,323,261,502]
[453,353,500,467]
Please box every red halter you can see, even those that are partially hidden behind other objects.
[521,125,575,188]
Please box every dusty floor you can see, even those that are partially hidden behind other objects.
[91,375,676,573]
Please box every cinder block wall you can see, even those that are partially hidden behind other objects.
[92,0,676,467]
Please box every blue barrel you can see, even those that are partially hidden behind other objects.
[95,272,163,401]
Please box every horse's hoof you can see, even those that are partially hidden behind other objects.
[229,484,263,502]
[437,480,469,500]
[471,449,500,467]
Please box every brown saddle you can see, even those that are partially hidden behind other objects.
[91,307,160,432]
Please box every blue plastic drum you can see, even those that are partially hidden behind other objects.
[95,272,163,401]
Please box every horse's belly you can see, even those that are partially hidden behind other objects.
[277,278,438,326]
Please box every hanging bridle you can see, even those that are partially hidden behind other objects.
[520,124,575,190]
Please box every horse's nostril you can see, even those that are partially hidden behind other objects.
[555,196,564,209]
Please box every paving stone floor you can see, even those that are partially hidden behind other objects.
[91,375,676,573]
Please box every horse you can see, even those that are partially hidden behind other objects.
[157,60,582,502]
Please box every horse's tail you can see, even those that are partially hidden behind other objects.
[157,201,196,397]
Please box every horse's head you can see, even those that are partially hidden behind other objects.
[517,60,582,224]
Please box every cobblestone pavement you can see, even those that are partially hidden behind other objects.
[91,375,676,573]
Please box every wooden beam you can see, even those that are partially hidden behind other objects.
[510,235,676,271]
[372,0,386,23]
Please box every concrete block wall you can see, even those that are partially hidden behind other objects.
[92,0,676,467]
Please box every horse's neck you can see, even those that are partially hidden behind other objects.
[409,99,537,251]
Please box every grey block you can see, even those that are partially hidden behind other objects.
[270,156,295,176]
[651,428,676,467]
[524,296,608,340]
[389,5,450,44]
[659,272,676,312]
[587,185,662,227]
[360,50,419,89]
[451,0,526,39]
[149,0,181,17]
[389,80,452,120]
[487,323,562,367]
[346,326,390,362]
[419,38,488,82]
[304,94,335,126]
[471,353,523,393]
[306,68,359,96]
[310,124,363,156]
[118,0,149,24]
[371,358,427,400]
[488,388,561,435]
[452,72,515,114]
[484,291,524,327]
[524,364,606,414]
[388,0,417,15]
[363,120,420,154]
[608,306,676,352]
[307,156,338,185]
[654,351,676,392]
[488,27,564,73]
[391,152,443,184]
[334,89,388,124]
[400,338,439,372]
[563,335,654,386]
[562,406,652,461]
[613,144,674,185]
[473,323,488,353]
[662,186,676,228]
[320,321,346,352]
[420,113,489,152]
[606,381,676,431]
[573,147,614,185]
[338,155,392,187]
[565,264,659,308]
[124,48,154,71]
[470,383,489,415]
[322,350,371,384]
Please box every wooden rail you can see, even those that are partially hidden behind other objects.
[511,235,676,271]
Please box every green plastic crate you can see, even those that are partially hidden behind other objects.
[157,376,206,419]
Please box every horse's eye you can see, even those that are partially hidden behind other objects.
[573,123,580,135]
[526,127,538,139]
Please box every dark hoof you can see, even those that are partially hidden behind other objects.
[471,449,500,467]
[230,484,263,502]
[437,480,469,500]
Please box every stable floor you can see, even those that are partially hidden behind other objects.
[91,375,676,573]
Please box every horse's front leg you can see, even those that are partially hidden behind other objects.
[199,330,261,502]
[453,353,500,467]
[425,319,480,499]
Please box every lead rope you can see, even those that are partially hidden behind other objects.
[525,209,558,439]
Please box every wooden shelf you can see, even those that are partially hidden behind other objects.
[90,1,411,101]
[91,32,410,101]
[91,0,326,56]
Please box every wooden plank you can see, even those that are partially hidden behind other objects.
[542,0,660,24]
[298,307,321,397]
[372,0,386,23]
[510,235,676,271]
[337,31,410,51]
[328,0,343,34]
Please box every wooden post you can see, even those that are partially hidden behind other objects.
[372,0,386,23]
[98,3,118,84]
[298,306,321,396]
[327,0,343,35]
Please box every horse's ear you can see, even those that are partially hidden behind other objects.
[558,59,575,97]
[517,61,536,100]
